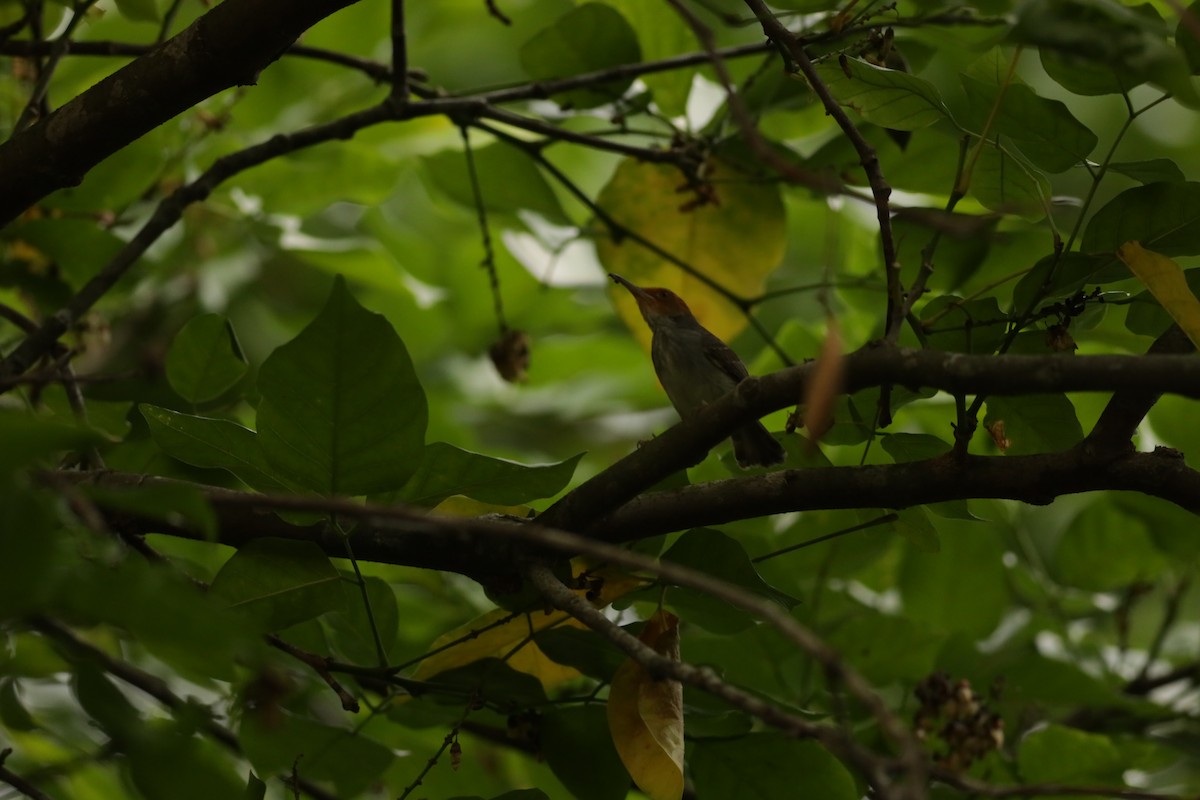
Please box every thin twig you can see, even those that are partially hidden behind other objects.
[391,0,408,100]
[13,0,97,132]
[0,749,55,800]
[460,126,507,335]
[267,635,361,713]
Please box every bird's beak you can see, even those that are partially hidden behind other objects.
[608,273,650,303]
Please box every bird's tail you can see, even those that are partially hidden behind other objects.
[732,422,785,468]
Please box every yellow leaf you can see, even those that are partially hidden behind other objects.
[410,566,643,692]
[431,495,532,518]
[1117,241,1200,348]
[597,158,785,350]
[607,610,684,800]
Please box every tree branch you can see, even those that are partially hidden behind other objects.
[0,0,362,226]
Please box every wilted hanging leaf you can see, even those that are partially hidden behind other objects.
[1116,241,1200,348]
[607,610,684,800]
[985,420,1011,451]
[803,320,843,445]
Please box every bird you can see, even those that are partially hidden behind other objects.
[609,273,785,468]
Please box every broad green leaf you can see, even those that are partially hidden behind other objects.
[1011,253,1107,316]
[519,3,641,109]
[596,0,692,115]
[690,735,857,800]
[113,0,158,21]
[960,75,1096,173]
[0,679,35,732]
[1014,0,1199,103]
[1082,182,1200,256]
[607,610,683,800]
[825,609,942,684]
[128,722,246,800]
[533,627,625,682]
[394,442,582,507]
[0,410,104,472]
[209,539,343,632]
[0,487,66,618]
[1180,1,1200,73]
[73,664,141,740]
[234,142,402,217]
[423,657,550,709]
[814,56,950,131]
[983,394,1083,454]
[60,558,255,679]
[8,218,125,286]
[1108,159,1186,184]
[1017,724,1124,785]
[899,520,1008,637]
[890,506,940,553]
[327,575,398,665]
[1116,242,1200,348]
[140,405,292,492]
[239,712,394,797]
[599,158,785,347]
[82,482,217,540]
[257,276,428,496]
[1052,502,1170,591]
[969,145,1050,221]
[422,141,570,225]
[166,314,248,404]
[543,706,629,800]
[660,529,796,633]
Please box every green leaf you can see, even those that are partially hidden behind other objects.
[0,409,105,472]
[82,482,218,540]
[1108,159,1187,184]
[141,405,292,492]
[1017,724,1125,785]
[1082,182,1200,256]
[1179,1,1200,73]
[244,773,266,800]
[899,519,1008,637]
[825,608,942,684]
[1052,501,1171,590]
[534,626,625,682]
[0,486,67,618]
[209,539,343,632]
[542,706,629,800]
[691,734,857,800]
[327,575,398,665]
[60,558,255,679]
[661,529,797,634]
[814,56,950,131]
[239,712,395,798]
[1011,253,1107,316]
[166,314,248,404]
[257,276,428,496]
[983,394,1083,454]
[1014,0,1198,103]
[422,141,570,225]
[960,75,1097,173]
[969,145,1050,222]
[0,680,35,732]
[393,442,581,507]
[113,0,159,22]
[890,506,940,553]
[422,657,549,709]
[519,3,641,109]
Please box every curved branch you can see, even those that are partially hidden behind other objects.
[0,0,362,227]
[539,344,1200,532]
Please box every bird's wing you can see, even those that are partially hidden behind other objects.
[701,331,750,384]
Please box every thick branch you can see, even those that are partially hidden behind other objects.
[0,0,361,226]
[600,448,1200,541]
[539,344,1200,532]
